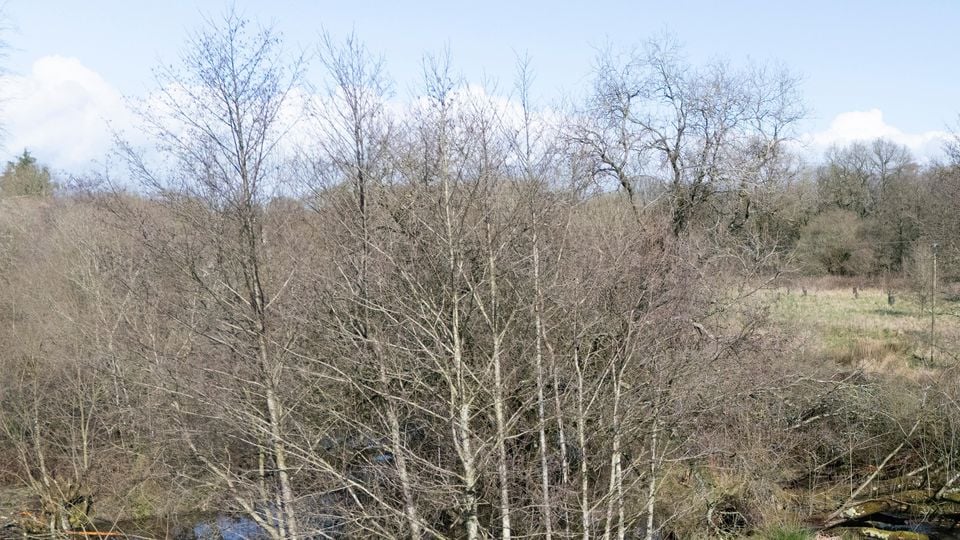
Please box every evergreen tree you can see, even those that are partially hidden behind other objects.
[0,150,54,197]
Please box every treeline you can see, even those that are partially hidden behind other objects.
[786,139,960,281]
[1,12,960,540]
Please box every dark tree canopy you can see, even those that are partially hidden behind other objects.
[0,150,54,197]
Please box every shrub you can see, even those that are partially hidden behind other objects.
[795,209,874,275]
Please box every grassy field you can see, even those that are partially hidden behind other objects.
[765,283,960,374]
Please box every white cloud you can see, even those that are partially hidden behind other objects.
[800,109,949,161]
[0,55,134,172]
[24,58,939,176]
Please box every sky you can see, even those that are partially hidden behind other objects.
[1,0,958,173]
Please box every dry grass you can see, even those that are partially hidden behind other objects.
[762,284,960,374]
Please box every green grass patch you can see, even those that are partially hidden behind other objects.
[758,525,815,540]
[763,287,960,371]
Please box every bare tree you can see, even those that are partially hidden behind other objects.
[574,37,803,236]
[114,11,307,539]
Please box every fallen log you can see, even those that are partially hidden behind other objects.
[821,486,960,538]
[839,527,928,540]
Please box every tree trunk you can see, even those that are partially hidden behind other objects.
[575,343,592,540]
[261,335,299,540]
[603,372,623,540]
[534,237,554,539]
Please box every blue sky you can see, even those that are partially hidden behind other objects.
[2,0,959,171]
